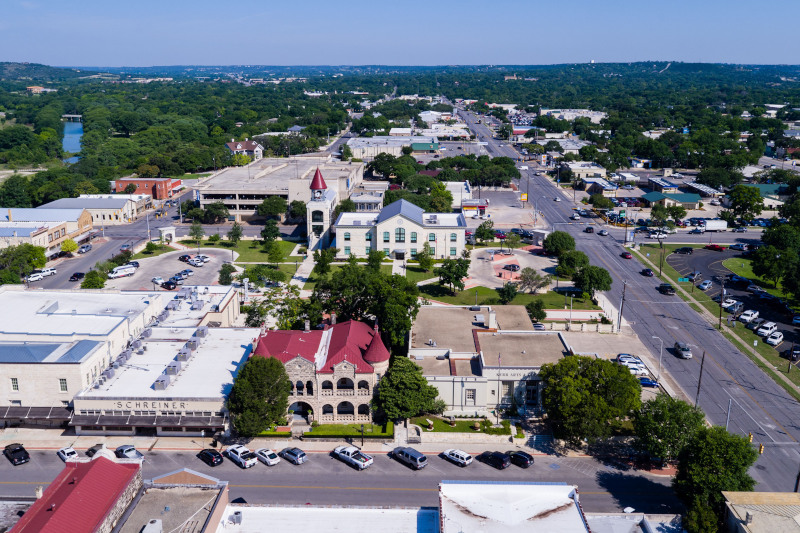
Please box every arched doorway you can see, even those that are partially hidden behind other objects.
[337,401,354,416]
[289,401,313,423]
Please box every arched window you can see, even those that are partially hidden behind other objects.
[306,380,314,395]
[429,233,436,242]
[395,228,405,242]
[337,401,354,415]
[410,232,417,243]
[312,210,324,223]
[357,380,369,390]
[358,404,370,415]
[450,233,457,242]
[322,404,333,415]
[322,380,333,390]
[337,378,354,390]
[343,232,351,241]
[295,381,304,395]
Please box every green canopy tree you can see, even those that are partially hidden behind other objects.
[81,270,106,289]
[417,242,434,272]
[289,200,307,220]
[257,196,288,218]
[475,220,495,243]
[373,357,443,421]
[435,258,470,294]
[540,356,641,445]
[589,194,614,209]
[525,300,547,322]
[227,222,243,245]
[573,265,613,297]
[261,219,280,244]
[543,231,575,257]
[752,245,794,288]
[188,221,205,244]
[726,184,764,224]
[312,247,337,277]
[228,356,291,437]
[203,201,229,223]
[60,238,78,254]
[517,267,551,294]
[332,198,356,221]
[633,395,706,464]
[556,250,589,279]
[497,282,518,304]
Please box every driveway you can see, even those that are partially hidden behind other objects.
[466,246,558,289]
[103,248,233,291]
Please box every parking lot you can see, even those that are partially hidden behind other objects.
[103,248,231,291]
[667,248,797,353]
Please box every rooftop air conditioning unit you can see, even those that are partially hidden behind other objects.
[142,328,152,338]
[153,374,171,390]
[177,350,191,362]
[231,511,243,525]
[186,340,198,351]
[104,368,115,379]
[142,519,163,533]
[112,362,119,369]
[165,361,181,375]
[196,326,209,338]
[132,340,142,349]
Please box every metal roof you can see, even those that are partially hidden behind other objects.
[0,340,102,364]
[376,199,425,225]
[0,208,85,223]
[39,197,132,210]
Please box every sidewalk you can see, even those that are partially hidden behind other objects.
[290,256,315,288]
[391,259,406,276]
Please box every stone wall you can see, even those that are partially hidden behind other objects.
[98,469,142,533]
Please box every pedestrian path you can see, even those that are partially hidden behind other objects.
[290,256,315,288]
[391,259,406,276]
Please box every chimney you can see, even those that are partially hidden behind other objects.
[231,138,235,143]
[304,320,310,332]
[330,313,337,325]
[35,486,43,499]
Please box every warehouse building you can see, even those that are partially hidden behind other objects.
[38,196,139,226]
[346,136,438,158]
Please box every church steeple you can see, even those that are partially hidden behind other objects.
[310,167,327,200]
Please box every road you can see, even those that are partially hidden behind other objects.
[0,447,679,513]
[458,107,800,492]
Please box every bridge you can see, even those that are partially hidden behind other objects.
[61,114,82,122]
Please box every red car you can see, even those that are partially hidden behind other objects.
[704,244,726,252]
[621,251,633,259]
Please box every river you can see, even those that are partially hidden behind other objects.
[62,121,83,163]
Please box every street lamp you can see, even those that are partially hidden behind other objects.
[201,430,205,450]
[652,336,663,381]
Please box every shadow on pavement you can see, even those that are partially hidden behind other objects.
[596,470,683,514]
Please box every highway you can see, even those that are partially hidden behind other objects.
[457,107,800,492]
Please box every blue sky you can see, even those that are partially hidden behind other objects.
[1,0,796,66]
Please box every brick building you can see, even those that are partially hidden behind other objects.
[114,177,182,200]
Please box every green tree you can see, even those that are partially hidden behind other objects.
[475,220,495,243]
[417,242,434,272]
[0,243,46,282]
[332,198,357,221]
[340,143,353,160]
[187,207,205,222]
[504,233,521,249]
[650,204,669,227]
[203,202,229,223]
[261,219,281,244]
[257,196,288,218]
[684,497,720,533]
[208,233,221,244]
[573,265,613,297]
[228,356,291,437]
[543,231,575,257]
[373,357,441,421]
[189,221,205,244]
[673,426,758,517]
[589,194,614,209]
[80,270,106,289]
[366,249,384,272]
[556,250,589,279]
[219,263,236,285]
[289,200,307,220]
[123,183,138,194]
[401,145,413,156]
[633,395,706,464]
[752,245,794,288]
[231,153,251,166]
[144,241,158,254]
[267,241,284,264]
[435,258,470,295]
[517,267,551,294]
[227,222,243,245]
[60,238,78,255]
[540,356,642,445]
[525,300,547,322]
[313,247,337,276]
[726,184,764,224]
[497,282,518,304]
[666,204,687,224]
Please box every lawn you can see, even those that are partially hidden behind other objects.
[723,257,794,304]
[419,285,600,310]
[405,265,437,284]
[185,238,298,263]
[305,423,393,438]
[410,416,512,435]
[304,265,393,291]
[132,243,175,260]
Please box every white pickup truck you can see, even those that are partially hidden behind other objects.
[333,445,373,470]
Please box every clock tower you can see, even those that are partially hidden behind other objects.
[306,168,337,251]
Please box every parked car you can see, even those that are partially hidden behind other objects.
[641,268,654,277]
[766,331,784,346]
[479,451,511,470]
[617,354,641,364]
[151,277,165,285]
[226,445,257,468]
[721,299,740,311]
[687,271,702,282]
[161,281,177,290]
[783,346,800,362]
[198,449,223,467]
[584,227,594,233]
[255,448,281,466]
[747,317,767,331]
[115,445,145,460]
[639,377,659,388]
[178,254,192,262]
[648,233,667,239]
[78,244,92,254]
[333,446,374,470]
[729,243,748,251]
[598,229,608,236]
[120,244,132,253]
[747,284,766,293]
[688,228,705,234]
[126,261,140,268]
[169,276,184,285]
[621,251,632,259]
[674,341,693,359]
[69,272,85,282]
[698,280,713,291]
[86,443,106,457]
[704,244,726,252]
[793,315,800,326]
[280,447,308,465]
[554,197,561,202]
[188,258,204,267]
[503,264,520,272]
[532,323,546,331]
[26,272,44,282]
[443,449,473,467]
[57,446,78,462]
[739,310,759,323]
[674,247,694,255]
[392,447,428,470]
[508,451,534,468]
[4,444,30,465]
[757,322,778,337]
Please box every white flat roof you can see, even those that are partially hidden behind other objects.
[123,286,235,328]
[335,213,379,226]
[77,327,259,400]
[347,136,438,148]
[213,505,439,533]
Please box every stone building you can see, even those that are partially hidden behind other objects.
[253,321,391,423]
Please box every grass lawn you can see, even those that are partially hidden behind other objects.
[410,416,511,435]
[723,257,794,302]
[185,239,297,263]
[304,265,392,291]
[406,265,437,284]
[132,243,175,260]
[419,285,600,310]
[306,423,393,438]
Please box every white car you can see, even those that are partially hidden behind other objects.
[757,322,778,337]
[721,299,740,310]
[766,331,784,346]
[571,213,581,220]
[443,449,473,467]
[255,448,281,466]
[151,277,165,285]
[554,197,561,202]
[57,447,78,462]
[626,365,649,376]
[41,268,57,276]
[196,255,210,263]
[188,259,203,267]
[739,310,759,323]
[26,272,44,282]
[648,233,667,239]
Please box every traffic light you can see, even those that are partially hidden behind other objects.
[748,432,753,442]
[759,444,765,455]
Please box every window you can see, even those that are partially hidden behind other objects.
[383,248,390,256]
[450,233,457,242]
[395,228,405,243]
[59,379,67,392]
[411,248,417,258]
[61,401,69,407]
[343,232,351,241]
[10,378,18,391]
[344,246,351,256]
[501,381,514,402]
[429,233,436,242]
[311,210,324,223]
[410,232,417,243]
[383,231,390,243]
[365,232,371,241]
[465,389,476,405]
[450,247,457,256]
[365,246,371,254]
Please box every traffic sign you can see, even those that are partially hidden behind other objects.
[678,277,690,282]
[520,193,528,202]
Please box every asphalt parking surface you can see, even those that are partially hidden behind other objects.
[103,248,230,291]
[667,248,797,353]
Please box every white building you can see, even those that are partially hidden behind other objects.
[346,136,439,159]
[38,196,140,225]
[561,161,607,179]
[540,108,607,124]
[333,199,467,260]
[224,139,264,160]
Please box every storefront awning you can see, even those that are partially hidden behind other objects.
[70,413,226,428]
[0,406,72,422]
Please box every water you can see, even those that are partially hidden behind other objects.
[62,121,83,163]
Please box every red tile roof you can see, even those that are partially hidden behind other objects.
[363,330,390,364]
[254,320,379,373]
[13,456,140,533]
[310,167,327,190]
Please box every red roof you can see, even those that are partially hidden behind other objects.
[13,456,140,533]
[310,168,327,190]
[225,140,262,153]
[254,320,378,373]
[363,331,390,364]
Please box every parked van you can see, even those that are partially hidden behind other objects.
[108,265,136,279]
[392,447,427,470]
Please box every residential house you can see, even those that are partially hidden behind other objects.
[224,138,264,160]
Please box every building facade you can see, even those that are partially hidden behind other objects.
[1,208,93,258]
[114,177,182,200]
[38,197,139,226]
[224,138,264,160]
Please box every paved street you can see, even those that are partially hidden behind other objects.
[0,447,679,513]
[458,108,800,492]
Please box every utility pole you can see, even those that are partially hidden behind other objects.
[718,278,725,330]
[695,351,706,408]
[617,280,627,332]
